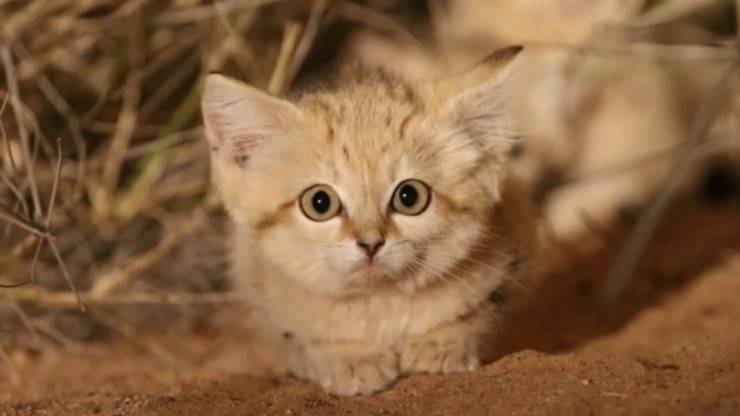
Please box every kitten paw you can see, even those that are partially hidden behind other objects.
[298,345,399,396]
[400,338,480,375]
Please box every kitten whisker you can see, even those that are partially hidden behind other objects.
[405,256,503,323]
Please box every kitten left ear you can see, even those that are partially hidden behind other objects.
[442,46,523,156]
[201,74,301,168]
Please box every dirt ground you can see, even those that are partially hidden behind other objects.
[2,199,740,415]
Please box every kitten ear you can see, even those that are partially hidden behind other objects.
[201,74,301,167]
[442,46,523,156]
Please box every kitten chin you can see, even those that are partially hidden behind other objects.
[202,46,537,395]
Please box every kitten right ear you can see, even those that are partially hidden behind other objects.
[437,46,523,157]
[201,74,301,167]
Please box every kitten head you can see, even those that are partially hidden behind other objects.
[202,47,522,296]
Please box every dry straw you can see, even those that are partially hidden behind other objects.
[0,0,738,350]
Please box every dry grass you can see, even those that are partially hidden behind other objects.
[0,0,738,354]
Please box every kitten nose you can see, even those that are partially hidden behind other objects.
[356,237,385,259]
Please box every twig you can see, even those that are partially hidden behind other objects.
[268,20,303,95]
[103,0,147,21]
[47,239,84,312]
[0,203,50,239]
[211,0,265,84]
[0,90,31,221]
[0,122,20,180]
[597,60,740,308]
[0,279,33,289]
[140,51,200,118]
[213,0,240,35]
[14,43,87,200]
[0,170,30,220]
[29,138,64,284]
[0,89,8,113]
[0,139,65,290]
[44,139,62,232]
[98,19,144,209]
[1,46,42,221]
[0,138,84,308]
[0,91,21,178]
[120,128,202,161]
[116,85,203,221]
[29,237,43,284]
[284,0,330,92]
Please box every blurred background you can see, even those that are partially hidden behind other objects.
[1,0,739,391]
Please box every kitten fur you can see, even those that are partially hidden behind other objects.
[201,47,537,395]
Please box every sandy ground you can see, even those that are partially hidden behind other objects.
[2,200,740,415]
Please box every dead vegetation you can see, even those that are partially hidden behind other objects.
[0,0,739,393]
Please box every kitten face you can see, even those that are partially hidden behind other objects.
[202,48,521,296]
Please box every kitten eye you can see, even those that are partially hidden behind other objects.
[299,184,342,222]
[391,179,431,216]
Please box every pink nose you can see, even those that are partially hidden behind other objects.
[356,238,385,259]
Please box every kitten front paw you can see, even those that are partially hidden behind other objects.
[400,337,480,375]
[297,345,399,396]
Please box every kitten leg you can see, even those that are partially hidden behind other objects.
[291,342,399,396]
[399,313,486,375]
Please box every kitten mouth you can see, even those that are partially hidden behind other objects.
[351,261,382,274]
[347,262,389,284]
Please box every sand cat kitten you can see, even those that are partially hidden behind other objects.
[201,47,536,395]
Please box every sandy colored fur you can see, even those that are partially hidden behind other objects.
[202,50,536,395]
